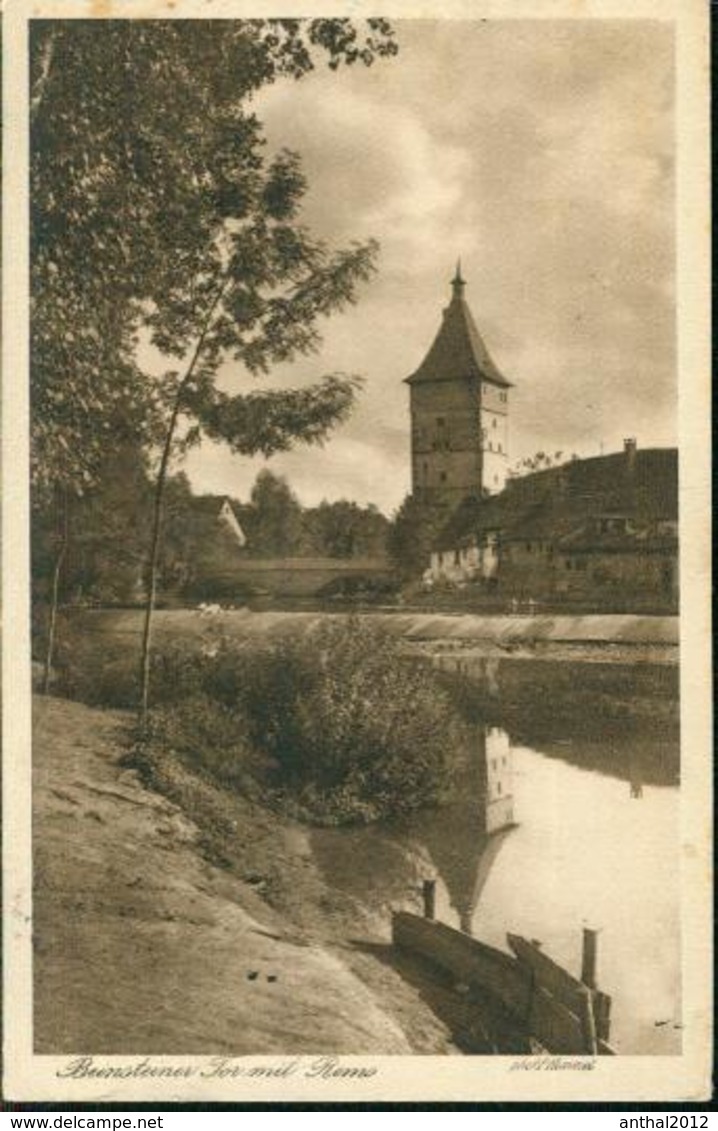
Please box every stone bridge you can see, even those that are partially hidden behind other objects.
[222,556,396,598]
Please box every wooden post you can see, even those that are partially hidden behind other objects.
[578,986,598,1055]
[594,991,612,1043]
[581,927,598,989]
[422,879,436,921]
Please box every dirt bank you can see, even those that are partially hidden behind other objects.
[33,695,461,1056]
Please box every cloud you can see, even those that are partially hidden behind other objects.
[185,431,409,514]
[257,66,475,271]
[186,19,675,512]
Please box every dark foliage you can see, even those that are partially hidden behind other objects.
[56,616,462,823]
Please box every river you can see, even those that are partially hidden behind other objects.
[310,658,681,1056]
[67,607,682,1054]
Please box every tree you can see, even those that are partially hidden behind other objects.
[388,496,446,579]
[509,450,570,478]
[51,444,152,604]
[30,19,397,489]
[136,163,377,718]
[30,20,398,711]
[31,458,215,612]
[245,470,304,558]
[303,499,389,558]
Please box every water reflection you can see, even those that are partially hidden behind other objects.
[311,714,680,1055]
[307,725,512,931]
[397,726,516,934]
[484,726,514,834]
[436,652,680,789]
[460,737,681,1055]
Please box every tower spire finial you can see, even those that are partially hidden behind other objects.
[451,258,466,296]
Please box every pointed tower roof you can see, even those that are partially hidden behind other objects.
[405,266,512,388]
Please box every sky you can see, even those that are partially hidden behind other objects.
[184,18,676,516]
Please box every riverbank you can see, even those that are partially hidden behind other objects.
[34,694,474,1055]
[53,606,679,783]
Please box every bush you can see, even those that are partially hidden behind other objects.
[51,620,232,710]
[143,693,263,791]
[52,619,140,707]
[235,618,464,821]
[143,619,464,822]
[49,613,466,824]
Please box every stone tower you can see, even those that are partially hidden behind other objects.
[405,265,512,506]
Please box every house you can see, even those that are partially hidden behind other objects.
[182,494,247,549]
[216,497,247,547]
[172,495,248,601]
[428,441,678,610]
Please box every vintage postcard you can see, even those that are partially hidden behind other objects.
[3,0,712,1104]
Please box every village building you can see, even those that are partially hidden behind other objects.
[188,495,248,564]
[427,441,678,612]
[404,267,679,614]
[405,264,513,507]
[172,495,248,601]
[216,496,247,547]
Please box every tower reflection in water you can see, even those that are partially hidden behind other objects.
[485,725,515,833]
[405,724,517,935]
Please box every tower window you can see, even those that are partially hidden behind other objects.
[492,418,497,428]
[439,471,447,483]
[436,416,445,427]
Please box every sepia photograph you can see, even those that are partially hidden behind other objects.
[3,0,711,1105]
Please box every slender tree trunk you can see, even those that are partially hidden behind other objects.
[138,406,177,723]
[43,487,68,694]
[30,26,57,121]
[138,275,229,725]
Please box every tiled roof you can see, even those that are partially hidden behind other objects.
[191,494,241,520]
[406,273,512,388]
[558,527,677,554]
[433,448,678,550]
